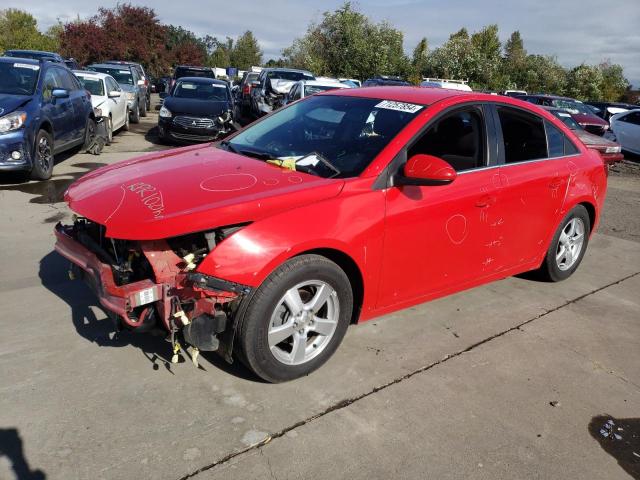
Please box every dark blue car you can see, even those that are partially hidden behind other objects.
[0,57,95,179]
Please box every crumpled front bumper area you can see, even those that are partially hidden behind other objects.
[54,222,246,359]
[54,223,165,328]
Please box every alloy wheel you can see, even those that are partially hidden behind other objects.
[556,217,585,271]
[37,136,52,172]
[268,280,340,366]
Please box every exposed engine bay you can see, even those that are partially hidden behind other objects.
[55,218,252,367]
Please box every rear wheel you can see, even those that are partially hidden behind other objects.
[237,254,353,383]
[122,109,130,131]
[30,129,54,180]
[538,205,590,282]
[130,104,140,124]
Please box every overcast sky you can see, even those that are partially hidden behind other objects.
[9,0,640,86]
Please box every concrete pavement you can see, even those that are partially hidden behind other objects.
[0,104,638,479]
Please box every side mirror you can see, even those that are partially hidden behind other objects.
[137,79,145,86]
[108,90,121,98]
[51,88,69,99]
[393,154,456,187]
[159,92,168,99]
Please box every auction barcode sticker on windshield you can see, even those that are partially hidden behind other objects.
[375,100,423,113]
[13,63,39,70]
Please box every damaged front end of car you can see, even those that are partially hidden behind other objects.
[54,218,251,365]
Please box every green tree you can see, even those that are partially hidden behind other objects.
[427,28,480,83]
[598,61,630,101]
[523,55,567,95]
[565,64,603,100]
[471,24,502,89]
[0,9,60,52]
[410,37,429,83]
[282,2,409,80]
[502,31,527,89]
[231,30,262,70]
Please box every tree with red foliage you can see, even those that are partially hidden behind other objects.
[60,4,168,75]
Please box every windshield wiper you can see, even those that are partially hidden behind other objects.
[298,152,341,178]
[219,140,239,154]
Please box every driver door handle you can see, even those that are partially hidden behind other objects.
[475,195,496,208]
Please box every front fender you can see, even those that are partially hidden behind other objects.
[197,181,386,315]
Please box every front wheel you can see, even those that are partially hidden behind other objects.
[140,96,147,117]
[538,205,590,282]
[30,129,54,180]
[105,116,113,145]
[122,108,130,131]
[130,104,140,124]
[237,254,353,383]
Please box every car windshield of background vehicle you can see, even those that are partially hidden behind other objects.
[226,95,424,179]
[0,62,40,95]
[267,71,314,81]
[550,111,581,130]
[77,76,104,96]
[174,81,228,101]
[91,67,133,86]
[304,85,340,95]
[554,100,594,116]
[176,69,215,79]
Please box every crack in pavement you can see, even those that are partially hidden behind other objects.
[176,270,640,480]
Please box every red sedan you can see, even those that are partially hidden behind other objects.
[55,88,607,382]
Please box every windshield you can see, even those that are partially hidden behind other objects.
[174,81,228,101]
[304,85,342,96]
[175,68,214,79]
[225,95,423,178]
[267,71,314,82]
[0,62,40,95]
[550,110,581,130]
[76,76,104,96]
[553,99,594,116]
[90,67,133,85]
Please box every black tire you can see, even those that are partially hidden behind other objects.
[146,96,151,112]
[81,117,97,150]
[30,129,54,180]
[105,116,113,145]
[538,205,590,282]
[130,103,140,124]
[122,109,130,131]
[237,254,353,383]
[140,96,147,117]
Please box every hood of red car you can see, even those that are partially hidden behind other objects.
[572,113,608,127]
[65,144,344,239]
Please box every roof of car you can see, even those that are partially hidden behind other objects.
[73,70,111,79]
[89,63,134,71]
[524,94,577,101]
[302,79,350,88]
[175,65,213,70]
[175,77,228,85]
[0,56,40,64]
[4,49,60,56]
[323,86,473,105]
[264,67,313,74]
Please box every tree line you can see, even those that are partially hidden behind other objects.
[0,2,633,102]
[0,5,263,77]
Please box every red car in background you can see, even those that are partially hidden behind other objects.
[545,107,624,165]
[55,88,607,382]
[522,94,610,136]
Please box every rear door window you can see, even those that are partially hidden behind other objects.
[496,106,548,163]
